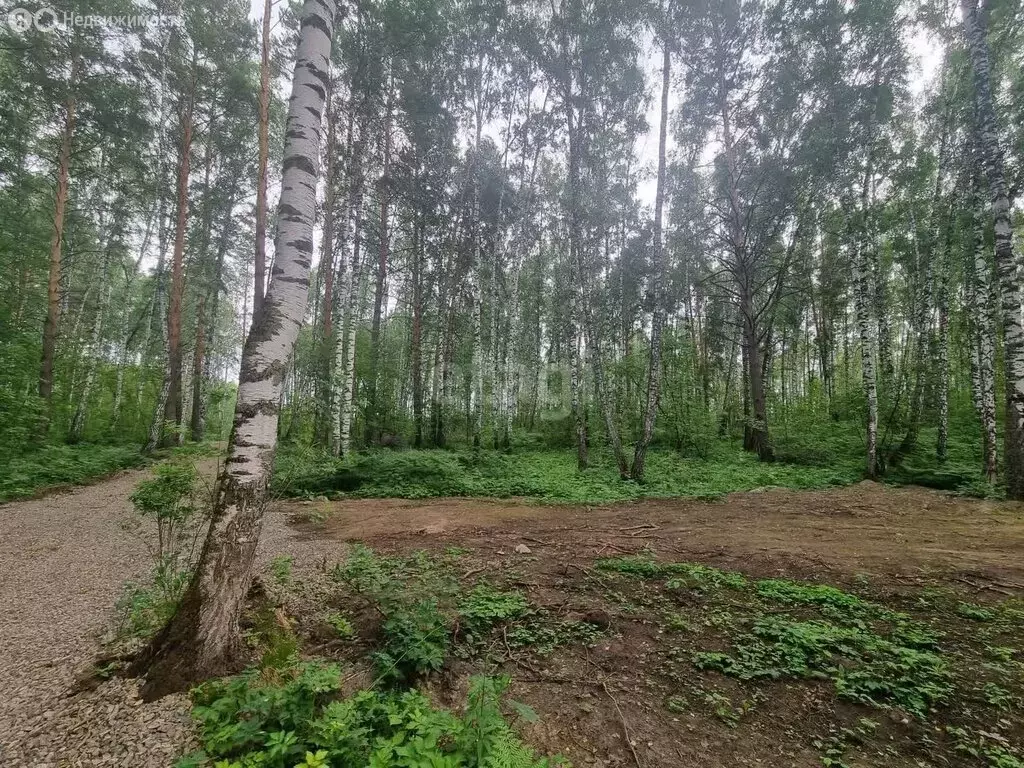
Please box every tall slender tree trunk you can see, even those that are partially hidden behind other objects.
[853,181,879,479]
[144,209,172,453]
[140,0,336,697]
[853,240,879,479]
[316,77,338,449]
[900,127,945,456]
[411,202,425,448]
[472,275,485,452]
[38,56,79,438]
[254,0,272,318]
[365,83,392,446]
[68,231,114,443]
[962,0,1024,498]
[199,187,238,439]
[189,118,219,443]
[161,76,196,447]
[189,295,207,441]
[935,217,950,463]
[631,42,670,481]
[967,142,999,482]
[338,194,364,456]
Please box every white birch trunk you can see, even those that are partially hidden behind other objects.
[69,241,113,443]
[338,200,363,456]
[853,236,879,478]
[969,135,1000,482]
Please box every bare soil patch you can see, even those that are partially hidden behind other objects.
[285,481,1024,587]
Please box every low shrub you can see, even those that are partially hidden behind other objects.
[178,663,561,768]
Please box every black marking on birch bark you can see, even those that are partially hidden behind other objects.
[235,401,280,420]
[279,203,304,219]
[302,79,328,102]
[272,275,312,286]
[246,314,284,344]
[284,155,316,175]
[303,12,332,41]
[286,128,308,141]
[289,238,314,254]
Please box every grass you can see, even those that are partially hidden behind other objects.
[0,440,222,503]
[272,416,997,505]
[0,442,147,502]
[272,444,864,504]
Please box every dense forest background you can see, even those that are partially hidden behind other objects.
[2,0,1023,502]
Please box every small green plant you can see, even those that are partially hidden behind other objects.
[115,460,208,641]
[505,616,604,656]
[956,602,996,622]
[244,606,299,671]
[986,646,1018,664]
[947,725,1024,768]
[324,612,355,639]
[662,612,691,633]
[596,555,747,591]
[981,681,1014,709]
[270,555,294,586]
[458,585,530,637]
[129,460,202,561]
[665,694,688,714]
[692,616,952,716]
[373,599,450,683]
[115,558,191,639]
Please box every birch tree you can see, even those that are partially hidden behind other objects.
[140,0,337,696]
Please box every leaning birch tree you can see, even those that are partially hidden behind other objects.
[139,0,337,696]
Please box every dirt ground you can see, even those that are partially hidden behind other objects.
[285,481,1024,587]
[1,471,1022,766]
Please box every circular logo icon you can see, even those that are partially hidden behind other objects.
[34,6,60,31]
[7,7,33,32]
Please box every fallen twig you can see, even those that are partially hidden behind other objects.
[602,680,642,768]
[954,576,1016,596]
[461,566,486,580]
[620,523,659,533]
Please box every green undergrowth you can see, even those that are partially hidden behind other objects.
[332,545,603,681]
[178,664,561,768]
[272,416,997,503]
[179,545,597,767]
[597,554,1024,766]
[0,440,221,503]
[178,544,1023,768]
[272,445,862,504]
[0,442,146,502]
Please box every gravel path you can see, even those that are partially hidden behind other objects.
[0,461,337,767]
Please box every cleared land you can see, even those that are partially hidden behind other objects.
[1,471,1022,766]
